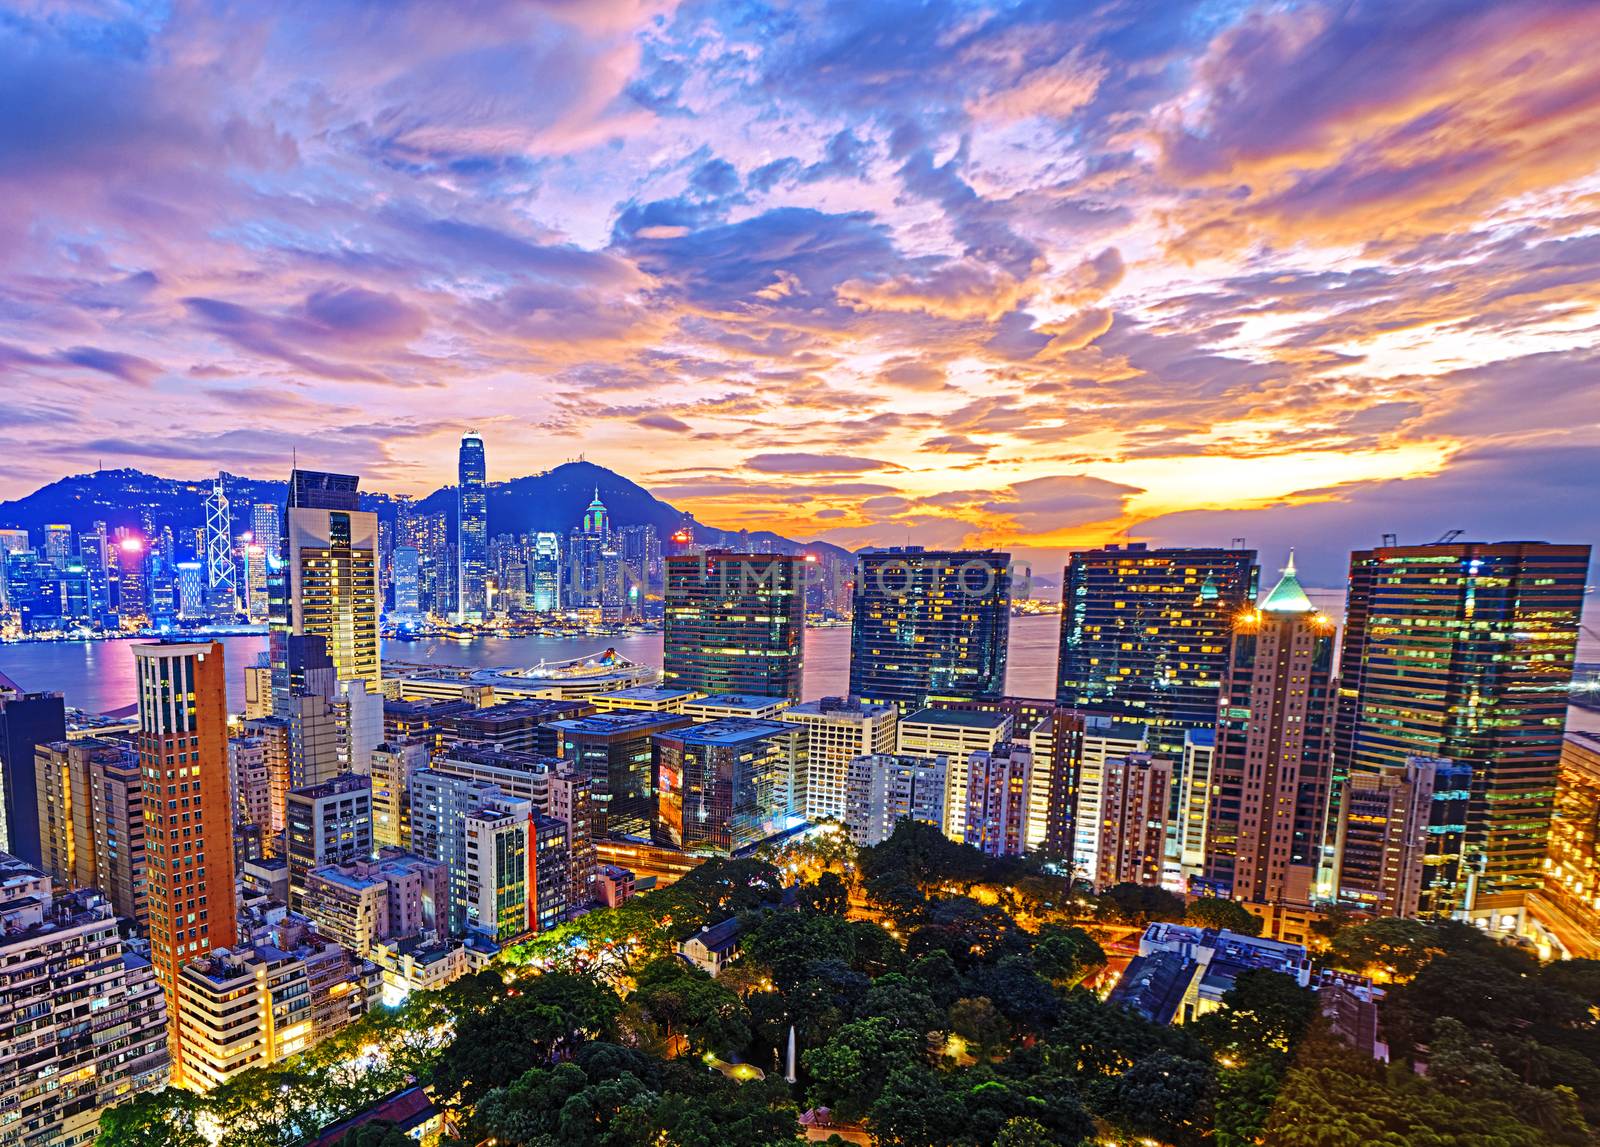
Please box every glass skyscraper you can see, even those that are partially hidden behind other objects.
[663,551,805,701]
[1334,541,1591,915]
[1055,544,1258,753]
[456,432,488,620]
[848,548,1011,711]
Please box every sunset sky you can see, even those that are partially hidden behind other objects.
[3,0,1597,582]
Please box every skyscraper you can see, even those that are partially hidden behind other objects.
[271,469,381,709]
[134,640,236,1086]
[1334,541,1590,916]
[251,503,281,551]
[531,532,560,611]
[1056,544,1258,753]
[203,476,236,618]
[1331,755,1451,919]
[392,545,421,619]
[1203,555,1336,908]
[457,432,488,621]
[662,551,806,701]
[849,548,1012,712]
[0,675,66,866]
[653,718,806,856]
[284,773,373,908]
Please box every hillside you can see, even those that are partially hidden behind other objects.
[0,461,852,559]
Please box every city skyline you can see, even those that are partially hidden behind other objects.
[3,2,1598,580]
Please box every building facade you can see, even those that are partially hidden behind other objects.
[780,697,898,823]
[662,552,805,701]
[34,737,147,924]
[652,719,804,856]
[963,743,1033,858]
[456,433,488,621]
[844,753,948,847]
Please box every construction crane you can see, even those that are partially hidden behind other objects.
[1434,529,1464,545]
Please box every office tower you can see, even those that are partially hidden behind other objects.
[1335,541,1590,916]
[620,523,660,606]
[285,773,373,908]
[79,528,112,624]
[531,532,560,611]
[456,432,489,621]
[551,710,693,839]
[1176,729,1216,882]
[271,468,381,709]
[285,688,342,792]
[662,552,805,701]
[1542,734,1600,957]
[133,640,236,1086]
[371,740,430,849]
[203,476,237,617]
[897,707,1011,841]
[849,548,1012,712]
[964,743,1033,858]
[43,523,72,566]
[567,492,610,610]
[682,693,792,721]
[174,928,373,1092]
[392,545,421,618]
[845,753,948,846]
[0,677,66,865]
[114,536,147,621]
[302,851,449,955]
[447,698,592,757]
[0,859,170,1139]
[1331,756,1449,918]
[1203,556,1336,907]
[1056,544,1258,753]
[653,718,806,856]
[34,737,148,924]
[1096,753,1173,888]
[243,542,270,621]
[252,502,281,551]
[1072,718,1149,885]
[780,697,898,822]
[172,560,203,618]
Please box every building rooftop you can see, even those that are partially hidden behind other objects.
[668,717,795,746]
[901,707,1010,730]
[685,915,746,954]
[1106,949,1195,1025]
[783,697,894,719]
[687,693,789,712]
[602,687,701,704]
[549,710,691,737]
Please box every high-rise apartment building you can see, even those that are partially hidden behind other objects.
[0,859,170,1143]
[849,548,1011,712]
[1331,756,1450,919]
[1056,544,1258,753]
[133,640,236,1087]
[1334,541,1590,915]
[1096,752,1173,888]
[392,546,420,619]
[0,677,66,866]
[461,796,536,941]
[371,740,430,850]
[270,469,381,709]
[284,773,374,908]
[963,743,1033,858]
[779,697,898,823]
[1203,557,1336,908]
[1072,718,1149,885]
[34,737,148,924]
[897,707,1011,841]
[844,753,948,846]
[1175,728,1217,883]
[662,552,806,701]
[652,719,805,856]
[456,432,488,621]
[302,851,449,956]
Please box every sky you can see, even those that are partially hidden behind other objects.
[2,0,1598,584]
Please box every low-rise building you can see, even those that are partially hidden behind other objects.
[1108,921,1311,1027]
[370,936,470,1008]
[594,864,635,907]
[679,916,746,976]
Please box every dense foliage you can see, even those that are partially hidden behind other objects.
[100,821,1600,1147]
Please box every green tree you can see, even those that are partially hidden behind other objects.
[1184,896,1264,936]
[98,1089,208,1147]
[1031,926,1106,987]
[803,1017,924,1119]
[860,972,944,1036]
[993,1116,1053,1146]
[1324,917,1442,981]
[330,1122,412,1147]
[1095,882,1186,927]
[632,957,753,1055]
[869,1066,966,1147]
[797,871,850,916]
[949,997,1011,1062]
[1191,970,1317,1065]
[1091,1052,1215,1147]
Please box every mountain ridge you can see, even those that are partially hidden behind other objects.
[0,461,855,560]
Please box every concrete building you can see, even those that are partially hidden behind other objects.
[1332,756,1454,919]
[1534,732,1600,958]
[937,698,1085,855]
[1176,729,1217,883]
[0,679,67,866]
[594,864,635,907]
[1096,753,1173,889]
[964,744,1033,858]
[1204,556,1337,909]
[229,735,273,844]
[133,640,236,1088]
[1073,719,1150,885]
[370,936,468,1008]
[662,552,805,702]
[445,698,592,756]
[897,707,1011,842]
[0,860,170,1147]
[301,851,447,956]
[172,928,375,1092]
[1108,921,1311,1026]
[370,740,430,850]
[681,693,793,722]
[589,688,701,714]
[844,753,948,847]
[461,796,535,941]
[780,697,898,823]
[33,737,147,925]
[284,773,374,909]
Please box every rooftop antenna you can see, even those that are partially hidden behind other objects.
[1230,536,1246,550]
[1381,532,1398,547]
